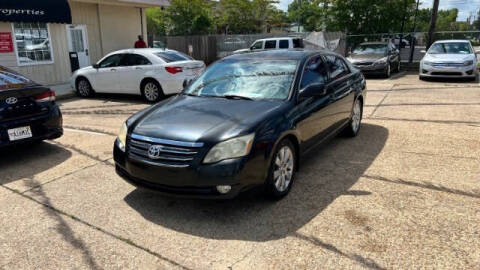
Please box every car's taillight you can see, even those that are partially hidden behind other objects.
[35,90,55,102]
[165,66,183,74]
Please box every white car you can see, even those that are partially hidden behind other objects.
[233,37,304,54]
[420,40,479,80]
[71,49,205,102]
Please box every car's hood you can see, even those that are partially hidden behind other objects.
[233,48,250,54]
[132,95,284,143]
[348,54,386,62]
[423,53,475,62]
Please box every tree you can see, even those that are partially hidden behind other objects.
[215,0,282,34]
[164,0,214,35]
[473,10,480,30]
[146,7,167,36]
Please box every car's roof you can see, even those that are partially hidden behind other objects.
[224,49,334,61]
[360,42,388,45]
[434,40,470,44]
[110,48,176,54]
[257,37,301,42]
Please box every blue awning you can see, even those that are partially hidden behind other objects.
[0,0,72,24]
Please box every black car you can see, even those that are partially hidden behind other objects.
[114,49,366,199]
[0,66,62,148]
[347,42,401,77]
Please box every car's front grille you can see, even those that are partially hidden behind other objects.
[432,62,464,67]
[127,134,203,168]
[431,72,463,76]
[354,62,373,66]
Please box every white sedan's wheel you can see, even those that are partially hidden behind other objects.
[77,79,92,97]
[142,81,163,102]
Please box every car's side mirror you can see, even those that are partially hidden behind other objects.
[298,83,326,101]
[420,50,426,54]
[92,63,100,69]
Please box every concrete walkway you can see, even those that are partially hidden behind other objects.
[48,82,75,100]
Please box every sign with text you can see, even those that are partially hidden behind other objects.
[0,32,13,53]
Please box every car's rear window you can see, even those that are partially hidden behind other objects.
[0,66,33,90]
[154,51,193,63]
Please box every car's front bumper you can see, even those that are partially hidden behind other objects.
[113,139,268,199]
[0,105,63,148]
[353,63,388,74]
[420,64,477,78]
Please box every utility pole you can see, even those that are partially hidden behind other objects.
[409,0,420,63]
[297,0,302,32]
[427,0,440,49]
[399,0,408,49]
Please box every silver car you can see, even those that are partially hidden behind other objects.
[420,40,479,80]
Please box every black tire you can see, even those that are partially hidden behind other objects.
[141,80,164,103]
[76,77,93,98]
[419,75,426,81]
[344,98,363,137]
[384,63,391,78]
[265,139,297,200]
[396,61,401,72]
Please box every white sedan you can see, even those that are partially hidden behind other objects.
[71,48,205,102]
[420,40,479,80]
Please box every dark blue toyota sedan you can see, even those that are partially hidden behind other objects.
[114,49,366,199]
[0,66,62,148]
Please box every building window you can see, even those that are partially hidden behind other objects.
[13,23,53,65]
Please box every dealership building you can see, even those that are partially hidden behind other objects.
[0,0,169,87]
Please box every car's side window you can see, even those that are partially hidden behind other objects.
[99,54,123,68]
[279,40,289,49]
[123,54,151,66]
[265,40,277,49]
[251,41,263,50]
[300,56,328,89]
[325,56,350,81]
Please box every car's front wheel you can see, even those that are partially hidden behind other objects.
[265,139,297,200]
[141,80,164,103]
[76,77,93,97]
[384,63,391,78]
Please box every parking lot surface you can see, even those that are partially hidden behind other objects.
[1,73,479,269]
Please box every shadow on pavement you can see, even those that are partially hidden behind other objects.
[124,123,388,242]
[0,142,72,185]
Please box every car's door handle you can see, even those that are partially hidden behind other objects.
[110,68,117,71]
[135,67,142,70]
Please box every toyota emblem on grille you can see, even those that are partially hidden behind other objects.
[148,145,163,159]
[5,97,18,105]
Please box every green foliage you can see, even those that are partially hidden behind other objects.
[146,7,167,36]
[215,0,283,34]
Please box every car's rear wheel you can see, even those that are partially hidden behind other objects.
[76,78,93,97]
[265,139,297,200]
[344,98,363,137]
[141,80,164,103]
[396,61,401,72]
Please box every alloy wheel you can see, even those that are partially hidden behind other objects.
[144,82,159,101]
[78,80,90,97]
[273,146,294,192]
[351,99,362,133]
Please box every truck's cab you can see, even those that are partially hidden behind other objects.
[233,37,304,54]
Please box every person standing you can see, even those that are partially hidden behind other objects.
[134,35,147,48]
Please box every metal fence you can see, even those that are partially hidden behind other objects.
[148,32,347,64]
[347,31,480,63]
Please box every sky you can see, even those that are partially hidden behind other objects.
[275,0,480,21]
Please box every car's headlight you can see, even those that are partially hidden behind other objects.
[117,123,128,152]
[423,61,432,66]
[375,57,388,64]
[203,133,255,164]
[463,60,474,66]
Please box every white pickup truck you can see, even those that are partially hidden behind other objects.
[233,37,304,54]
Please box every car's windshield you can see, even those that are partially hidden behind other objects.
[184,59,298,100]
[428,42,472,54]
[353,44,387,55]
